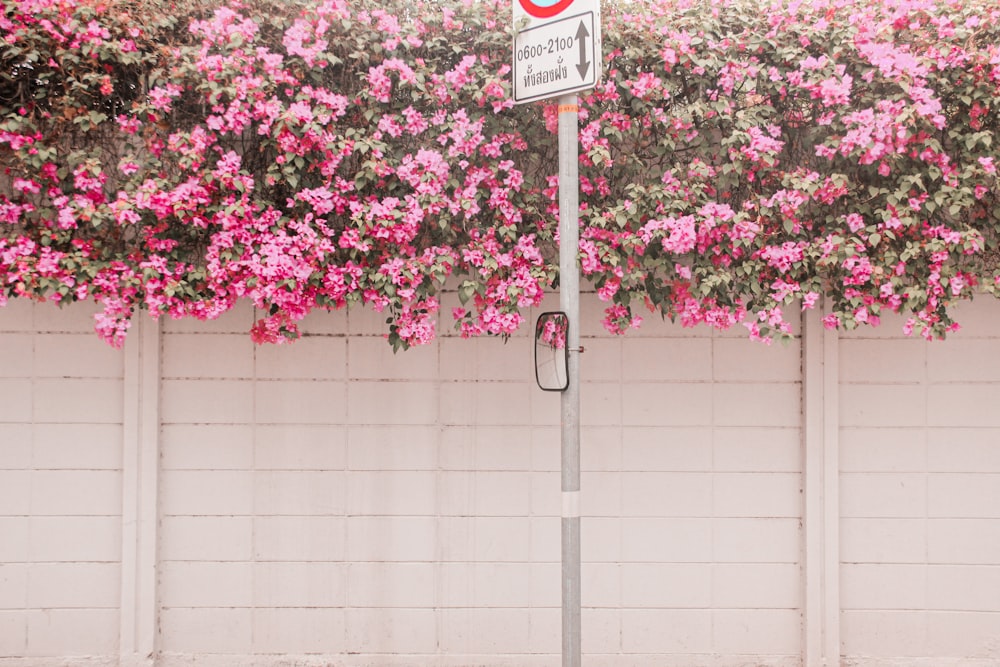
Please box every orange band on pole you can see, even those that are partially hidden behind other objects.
[558,104,578,114]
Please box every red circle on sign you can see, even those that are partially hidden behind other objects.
[518,0,575,18]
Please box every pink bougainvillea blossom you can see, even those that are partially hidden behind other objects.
[1,0,998,348]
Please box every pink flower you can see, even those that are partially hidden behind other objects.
[117,115,141,134]
[284,18,329,67]
[627,72,662,99]
[12,178,40,194]
[287,101,313,124]
[148,83,182,112]
[759,242,805,272]
[444,55,477,90]
[602,304,643,335]
[845,213,865,233]
[597,279,620,301]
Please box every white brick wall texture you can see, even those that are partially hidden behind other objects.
[839,302,1000,666]
[0,295,999,666]
[0,300,124,662]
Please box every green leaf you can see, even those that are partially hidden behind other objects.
[458,282,476,305]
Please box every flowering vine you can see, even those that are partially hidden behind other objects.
[1,0,998,348]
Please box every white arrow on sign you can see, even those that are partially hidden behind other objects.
[512,9,600,104]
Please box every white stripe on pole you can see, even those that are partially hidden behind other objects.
[562,491,581,518]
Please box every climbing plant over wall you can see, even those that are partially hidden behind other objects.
[1,0,999,348]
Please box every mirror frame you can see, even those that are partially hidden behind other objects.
[534,311,569,392]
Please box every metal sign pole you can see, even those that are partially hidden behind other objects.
[514,3,595,661]
[557,93,581,667]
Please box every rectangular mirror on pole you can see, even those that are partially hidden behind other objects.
[535,311,570,392]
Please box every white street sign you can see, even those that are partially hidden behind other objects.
[512,0,601,104]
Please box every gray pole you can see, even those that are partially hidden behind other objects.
[557,93,581,667]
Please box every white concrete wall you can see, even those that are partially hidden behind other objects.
[838,302,1000,666]
[0,298,125,661]
[0,294,998,666]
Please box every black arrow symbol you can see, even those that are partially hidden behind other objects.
[575,21,590,80]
